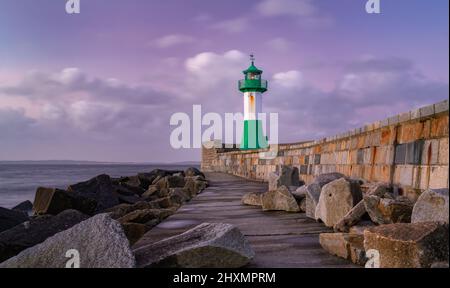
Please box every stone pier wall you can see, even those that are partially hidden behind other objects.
[202,100,449,198]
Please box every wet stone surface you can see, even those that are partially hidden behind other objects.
[133,172,358,268]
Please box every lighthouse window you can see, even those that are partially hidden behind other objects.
[248,73,260,80]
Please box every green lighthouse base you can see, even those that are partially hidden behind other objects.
[240,120,269,150]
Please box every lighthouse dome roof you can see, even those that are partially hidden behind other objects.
[243,62,263,74]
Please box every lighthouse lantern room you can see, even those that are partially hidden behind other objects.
[238,55,269,150]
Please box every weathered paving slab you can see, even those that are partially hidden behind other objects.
[133,172,358,268]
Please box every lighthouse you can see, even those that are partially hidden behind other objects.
[239,55,269,150]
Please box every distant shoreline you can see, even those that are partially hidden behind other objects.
[0,160,200,166]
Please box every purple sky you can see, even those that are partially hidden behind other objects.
[0,0,448,162]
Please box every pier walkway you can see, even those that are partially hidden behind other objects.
[133,172,357,268]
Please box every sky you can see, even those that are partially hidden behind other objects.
[0,0,448,162]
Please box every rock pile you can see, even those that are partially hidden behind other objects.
[0,167,209,267]
[242,166,302,212]
[268,166,301,191]
[0,207,29,233]
[241,165,449,268]
[319,182,449,268]
[0,214,136,268]
[0,210,88,263]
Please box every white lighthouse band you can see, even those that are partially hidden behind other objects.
[243,92,263,121]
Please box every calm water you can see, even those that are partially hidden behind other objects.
[0,164,198,209]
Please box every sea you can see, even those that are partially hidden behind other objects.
[0,163,199,209]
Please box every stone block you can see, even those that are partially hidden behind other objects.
[314,154,321,165]
[133,223,254,268]
[398,122,423,144]
[431,115,449,138]
[422,119,431,138]
[412,188,449,223]
[388,115,400,125]
[350,138,358,150]
[419,104,435,118]
[33,187,96,216]
[357,149,364,165]
[363,222,449,268]
[300,165,308,175]
[361,165,371,181]
[340,165,351,176]
[341,151,349,165]
[364,195,414,224]
[0,214,135,268]
[373,121,381,130]
[421,140,439,165]
[262,186,300,212]
[357,135,365,149]
[350,165,364,179]
[319,233,366,266]
[363,148,375,165]
[385,146,395,165]
[380,128,393,146]
[371,165,392,183]
[394,144,407,164]
[405,140,424,165]
[307,164,313,175]
[393,165,414,187]
[434,99,449,114]
[304,155,310,165]
[410,108,421,120]
[428,166,449,189]
[371,131,381,146]
[418,165,430,190]
[241,192,262,206]
[439,138,448,165]
[380,118,389,127]
[315,178,362,227]
[398,112,411,123]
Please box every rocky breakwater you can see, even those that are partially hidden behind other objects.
[240,165,449,268]
[322,183,449,268]
[133,223,255,268]
[242,166,302,212]
[0,167,213,267]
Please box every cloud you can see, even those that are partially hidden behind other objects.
[0,68,169,105]
[337,57,446,106]
[256,0,333,28]
[183,50,248,112]
[0,108,35,137]
[211,17,248,33]
[1,52,447,161]
[0,67,178,141]
[151,34,195,48]
[256,0,316,17]
[265,56,449,142]
[272,70,304,89]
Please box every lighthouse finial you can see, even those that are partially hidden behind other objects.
[250,54,255,65]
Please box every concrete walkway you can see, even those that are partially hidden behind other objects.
[133,172,357,268]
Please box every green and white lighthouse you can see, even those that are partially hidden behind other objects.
[239,55,269,150]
